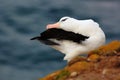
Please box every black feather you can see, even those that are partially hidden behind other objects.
[31,28,89,45]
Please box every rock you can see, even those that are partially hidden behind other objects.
[70,72,78,77]
[39,41,120,80]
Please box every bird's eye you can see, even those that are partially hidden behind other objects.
[61,18,68,22]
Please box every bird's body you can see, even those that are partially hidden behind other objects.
[31,17,106,61]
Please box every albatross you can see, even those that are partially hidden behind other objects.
[31,17,106,62]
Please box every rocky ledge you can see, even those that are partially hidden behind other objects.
[40,41,120,80]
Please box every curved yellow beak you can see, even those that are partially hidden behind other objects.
[46,22,60,29]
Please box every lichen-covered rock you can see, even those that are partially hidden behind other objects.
[40,41,120,80]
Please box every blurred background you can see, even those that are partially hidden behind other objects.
[0,0,120,80]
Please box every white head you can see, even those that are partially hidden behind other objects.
[46,16,77,29]
[47,16,105,37]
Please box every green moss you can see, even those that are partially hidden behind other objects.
[54,70,70,80]
[93,50,101,53]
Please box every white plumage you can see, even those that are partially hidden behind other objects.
[31,16,106,62]
[50,17,106,61]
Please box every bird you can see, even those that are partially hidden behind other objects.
[31,16,106,62]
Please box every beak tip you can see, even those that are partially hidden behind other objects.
[46,24,51,29]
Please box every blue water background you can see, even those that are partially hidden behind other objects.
[0,0,120,80]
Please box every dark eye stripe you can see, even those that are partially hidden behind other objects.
[61,18,68,22]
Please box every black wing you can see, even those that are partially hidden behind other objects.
[30,36,59,45]
[31,28,89,45]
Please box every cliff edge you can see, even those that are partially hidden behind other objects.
[40,41,120,80]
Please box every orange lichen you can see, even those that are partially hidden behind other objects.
[89,40,120,56]
[66,61,89,72]
[68,56,87,66]
[88,54,100,62]
[99,41,120,53]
